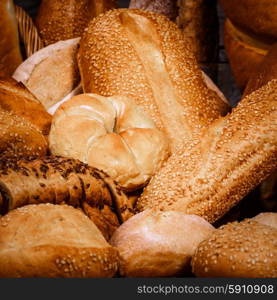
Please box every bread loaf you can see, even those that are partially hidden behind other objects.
[0,109,48,160]
[13,38,80,111]
[243,43,277,97]
[191,219,277,277]
[0,156,134,237]
[219,0,277,42]
[78,9,229,152]
[0,0,22,75]
[0,204,119,277]
[36,0,117,46]
[224,19,269,90]
[110,210,214,277]
[0,77,52,136]
[49,94,169,191]
[137,80,277,223]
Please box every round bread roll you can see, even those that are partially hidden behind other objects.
[252,212,277,230]
[224,19,269,90]
[243,43,277,97]
[0,77,52,136]
[0,108,48,159]
[49,94,169,191]
[78,9,229,152]
[0,204,119,277]
[36,0,116,46]
[219,0,277,42]
[191,219,277,277]
[13,38,81,111]
[110,210,215,277]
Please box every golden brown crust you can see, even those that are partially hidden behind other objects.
[0,156,132,238]
[219,0,277,42]
[224,19,269,90]
[110,210,214,277]
[0,109,48,160]
[78,9,229,152]
[49,94,169,191]
[191,220,277,277]
[0,0,22,76]
[36,0,116,46]
[0,204,119,277]
[0,78,52,135]
[243,43,277,97]
[137,80,277,223]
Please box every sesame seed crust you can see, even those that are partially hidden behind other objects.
[191,219,277,277]
[0,204,119,278]
[78,8,229,152]
[137,80,277,223]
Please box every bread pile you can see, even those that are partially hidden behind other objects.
[0,3,276,278]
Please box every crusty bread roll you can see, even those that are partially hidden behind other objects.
[129,0,178,20]
[219,0,277,42]
[36,0,116,46]
[224,19,269,90]
[110,210,214,277]
[0,109,48,160]
[49,94,169,192]
[243,43,277,97]
[137,80,277,223]
[13,38,80,111]
[78,9,229,152]
[191,219,277,277]
[252,212,277,230]
[0,0,22,76]
[0,156,134,238]
[0,204,119,278]
[0,77,52,136]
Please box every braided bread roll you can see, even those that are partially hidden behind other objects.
[49,94,169,192]
[137,80,277,223]
[0,156,133,238]
[78,9,229,152]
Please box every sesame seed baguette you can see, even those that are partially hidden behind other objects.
[191,219,277,277]
[0,109,48,160]
[78,9,229,152]
[0,156,134,239]
[0,204,119,278]
[36,0,117,46]
[137,80,277,223]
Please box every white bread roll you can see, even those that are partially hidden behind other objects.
[110,210,214,277]
[49,94,170,191]
[0,204,119,277]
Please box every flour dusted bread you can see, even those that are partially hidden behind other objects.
[0,77,52,135]
[49,94,169,191]
[78,9,229,152]
[13,38,80,111]
[137,80,277,223]
[110,210,214,277]
[191,219,277,277]
[0,204,119,278]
